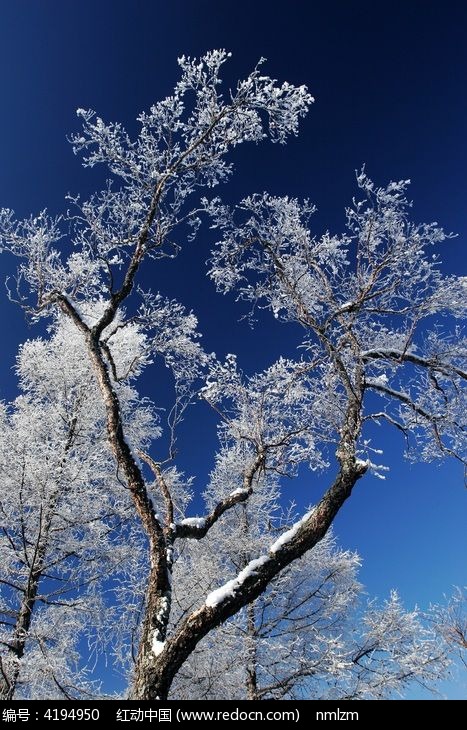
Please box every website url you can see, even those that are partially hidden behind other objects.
[176,709,299,723]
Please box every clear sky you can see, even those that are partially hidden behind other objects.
[0,1,465,698]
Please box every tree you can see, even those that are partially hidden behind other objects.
[0,313,154,698]
[433,587,467,670]
[0,51,465,699]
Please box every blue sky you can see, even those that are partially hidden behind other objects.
[0,1,465,698]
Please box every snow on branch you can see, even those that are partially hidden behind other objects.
[206,556,270,608]
[174,452,265,539]
[203,510,318,609]
[201,461,368,615]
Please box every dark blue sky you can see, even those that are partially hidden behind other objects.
[0,1,465,697]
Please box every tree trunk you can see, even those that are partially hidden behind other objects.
[130,543,173,701]
[0,520,51,699]
[246,603,259,700]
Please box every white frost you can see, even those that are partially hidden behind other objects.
[270,508,316,553]
[229,487,249,498]
[370,374,389,386]
[152,637,166,656]
[179,516,206,529]
[205,555,270,608]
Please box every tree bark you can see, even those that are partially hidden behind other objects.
[246,602,259,700]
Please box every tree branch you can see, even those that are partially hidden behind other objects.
[363,349,467,381]
[136,450,174,529]
[141,459,368,699]
[173,451,265,539]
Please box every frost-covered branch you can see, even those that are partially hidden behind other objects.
[174,451,265,540]
[0,51,464,701]
[432,587,467,669]
[137,456,368,699]
[362,348,467,381]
